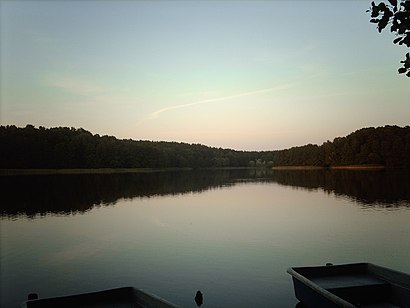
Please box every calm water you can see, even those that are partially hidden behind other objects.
[1,169,410,307]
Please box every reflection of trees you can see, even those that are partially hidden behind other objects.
[1,169,409,218]
[270,169,410,207]
[0,170,250,217]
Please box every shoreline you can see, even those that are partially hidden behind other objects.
[329,165,385,170]
[0,165,389,176]
[0,167,256,176]
[271,165,386,170]
[0,168,193,176]
[271,166,325,170]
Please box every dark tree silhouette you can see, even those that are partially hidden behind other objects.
[367,0,410,76]
[1,125,409,169]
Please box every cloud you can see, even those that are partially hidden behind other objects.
[139,83,294,125]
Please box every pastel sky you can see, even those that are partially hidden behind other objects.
[1,1,409,150]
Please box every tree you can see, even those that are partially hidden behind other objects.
[367,1,410,77]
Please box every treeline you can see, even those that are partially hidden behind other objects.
[272,125,410,167]
[0,125,409,169]
[0,125,268,169]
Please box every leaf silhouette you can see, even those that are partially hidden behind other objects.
[368,1,410,77]
[388,0,397,7]
[393,37,402,44]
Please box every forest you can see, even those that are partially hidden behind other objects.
[0,125,409,169]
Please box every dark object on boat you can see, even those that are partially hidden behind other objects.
[21,286,179,308]
[27,293,38,301]
[194,290,203,306]
[287,263,410,308]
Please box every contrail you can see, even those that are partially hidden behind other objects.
[137,83,294,125]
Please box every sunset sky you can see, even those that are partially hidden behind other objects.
[1,0,409,150]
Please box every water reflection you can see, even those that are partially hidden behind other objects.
[269,169,410,207]
[1,168,409,217]
[0,170,246,217]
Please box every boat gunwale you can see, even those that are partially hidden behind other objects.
[287,266,357,308]
[367,263,410,288]
[287,262,410,308]
[20,286,179,308]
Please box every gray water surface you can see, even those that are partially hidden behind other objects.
[1,169,410,307]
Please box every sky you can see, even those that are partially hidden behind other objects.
[1,0,409,151]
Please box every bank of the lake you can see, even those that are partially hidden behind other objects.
[271,165,386,170]
[0,167,256,176]
[0,168,194,176]
[0,164,390,176]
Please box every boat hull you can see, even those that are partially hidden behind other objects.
[21,286,179,308]
[288,263,410,308]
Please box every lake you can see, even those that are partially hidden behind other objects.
[1,169,410,307]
